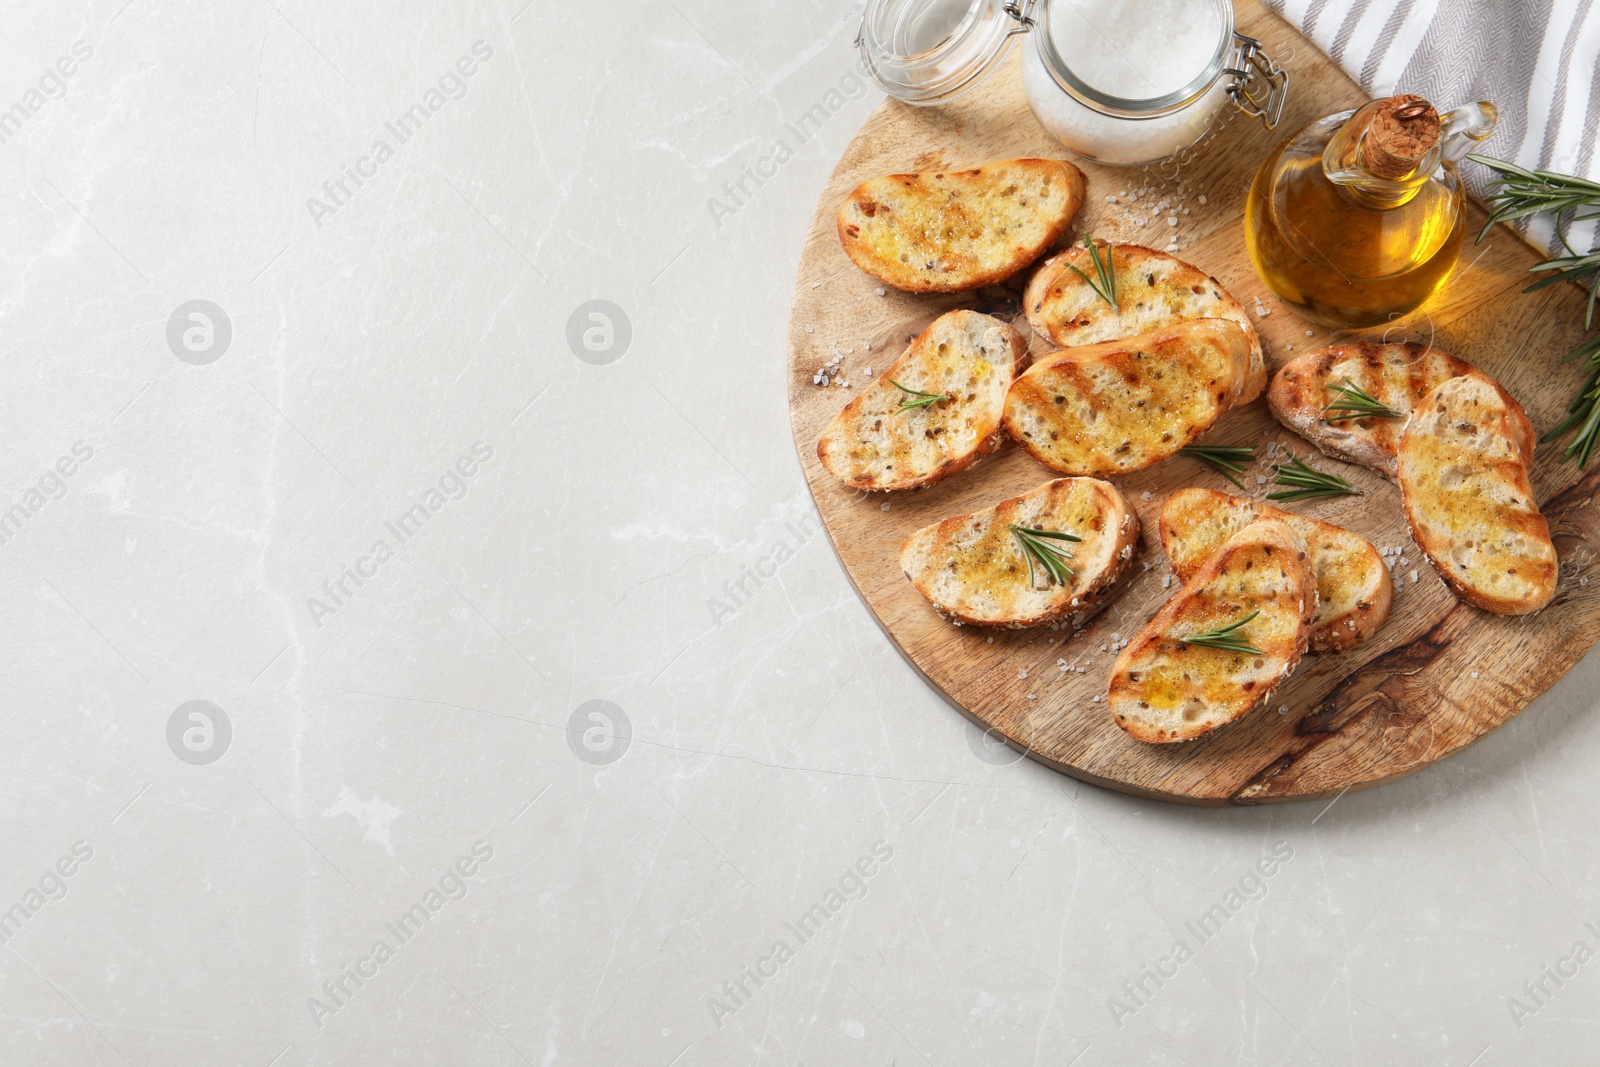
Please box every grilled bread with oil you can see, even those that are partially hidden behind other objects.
[1110,519,1315,744]
[1158,488,1391,653]
[1002,318,1253,477]
[1024,243,1265,402]
[1398,375,1556,615]
[899,477,1139,628]
[817,310,1025,492]
[1267,342,1531,479]
[837,159,1086,293]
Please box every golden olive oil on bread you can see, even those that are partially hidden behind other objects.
[1398,376,1557,615]
[1159,488,1392,653]
[1003,318,1254,477]
[817,310,1025,492]
[899,477,1139,628]
[1267,341,1529,479]
[1025,243,1267,402]
[837,158,1086,293]
[1110,520,1316,744]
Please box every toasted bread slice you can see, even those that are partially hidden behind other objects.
[1024,243,1265,402]
[837,159,1086,293]
[1398,376,1556,615]
[1159,488,1391,653]
[1267,342,1531,479]
[1002,318,1252,477]
[1110,519,1315,744]
[817,310,1025,491]
[899,477,1139,628]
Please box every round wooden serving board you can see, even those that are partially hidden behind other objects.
[786,0,1600,805]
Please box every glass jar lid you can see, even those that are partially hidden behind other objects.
[856,0,1038,106]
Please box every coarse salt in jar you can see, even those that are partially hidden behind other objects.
[858,0,1289,167]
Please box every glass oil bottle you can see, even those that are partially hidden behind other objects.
[1245,94,1498,329]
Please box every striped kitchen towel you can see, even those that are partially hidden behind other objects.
[1264,0,1600,256]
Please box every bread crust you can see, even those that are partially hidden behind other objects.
[1158,488,1392,653]
[898,477,1140,628]
[1002,319,1252,477]
[1267,342,1528,479]
[1110,519,1315,744]
[837,159,1085,293]
[1398,376,1556,615]
[817,310,1026,492]
[1024,243,1265,403]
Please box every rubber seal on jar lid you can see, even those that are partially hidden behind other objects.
[857,0,1036,106]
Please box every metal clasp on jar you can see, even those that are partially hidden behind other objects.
[1225,32,1289,129]
[1002,0,1038,35]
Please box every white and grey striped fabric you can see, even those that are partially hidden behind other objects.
[1264,0,1600,256]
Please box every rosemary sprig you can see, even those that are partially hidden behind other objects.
[1267,449,1361,501]
[889,378,948,413]
[1470,154,1600,467]
[1064,236,1118,308]
[1009,523,1081,588]
[1321,379,1402,422]
[1178,444,1254,489]
[1181,610,1263,655]
[1541,332,1600,467]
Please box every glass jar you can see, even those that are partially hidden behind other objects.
[858,0,1289,167]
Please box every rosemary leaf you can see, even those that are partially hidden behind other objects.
[1321,379,1402,422]
[1267,449,1361,501]
[1181,610,1263,655]
[1063,236,1118,309]
[1178,444,1254,489]
[889,378,949,413]
[1469,153,1600,467]
[1009,523,1081,589]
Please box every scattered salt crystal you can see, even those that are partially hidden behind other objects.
[880,501,890,512]
[987,636,994,643]
[1584,576,1592,587]
[1410,570,1419,583]
[1101,644,1109,652]
[1305,329,1314,336]
[876,287,886,297]
[1140,491,1152,501]
[863,367,872,376]
[1018,669,1029,680]
[1167,216,1178,226]
[806,326,814,334]
[811,282,821,288]
[1256,475,1268,485]
[864,342,872,350]
[1092,695,1103,703]
[1106,195,1118,203]
[1027,694,1037,701]
[1198,194,1209,204]
[1162,575,1173,588]
[1472,671,1480,679]
[1278,705,1289,715]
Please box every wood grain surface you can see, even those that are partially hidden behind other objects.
[785,0,1600,804]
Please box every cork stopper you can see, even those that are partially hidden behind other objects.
[1363,94,1441,179]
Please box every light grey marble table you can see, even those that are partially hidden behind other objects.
[2,1,1598,1064]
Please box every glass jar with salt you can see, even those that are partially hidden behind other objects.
[858,0,1289,167]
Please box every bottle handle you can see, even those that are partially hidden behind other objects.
[1438,101,1499,164]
